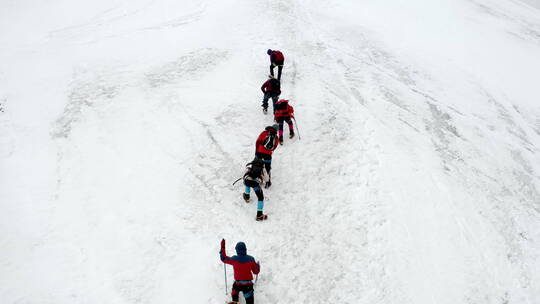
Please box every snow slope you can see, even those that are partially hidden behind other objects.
[521,0,540,10]
[1,0,540,303]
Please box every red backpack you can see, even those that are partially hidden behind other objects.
[272,50,284,62]
[274,99,293,118]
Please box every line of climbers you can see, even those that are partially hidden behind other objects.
[246,49,295,221]
[220,49,295,304]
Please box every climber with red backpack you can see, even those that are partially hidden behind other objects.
[267,49,284,81]
[255,124,279,189]
[273,99,295,144]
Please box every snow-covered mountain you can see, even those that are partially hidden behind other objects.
[1,0,539,303]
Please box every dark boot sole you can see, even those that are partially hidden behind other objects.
[256,215,268,221]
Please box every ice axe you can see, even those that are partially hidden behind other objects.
[232,177,242,186]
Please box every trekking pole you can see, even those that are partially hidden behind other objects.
[292,116,301,140]
[224,263,228,295]
[254,261,260,288]
[232,177,242,186]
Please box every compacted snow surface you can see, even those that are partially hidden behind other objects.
[1,0,540,303]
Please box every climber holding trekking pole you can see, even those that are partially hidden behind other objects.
[220,239,261,304]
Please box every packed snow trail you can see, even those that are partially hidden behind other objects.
[1,0,540,303]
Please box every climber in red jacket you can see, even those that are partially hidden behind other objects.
[260,75,281,114]
[220,239,260,304]
[273,99,295,144]
[255,124,279,188]
[267,49,284,81]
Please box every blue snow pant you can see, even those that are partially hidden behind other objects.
[262,92,279,112]
[244,179,264,211]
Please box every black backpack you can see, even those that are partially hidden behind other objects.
[262,132,277,150]
[248,158,265,178]
[270,78,280,91]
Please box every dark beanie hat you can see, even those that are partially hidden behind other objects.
[235,242,247,255]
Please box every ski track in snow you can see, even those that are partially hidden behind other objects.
[47,0,208,45]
